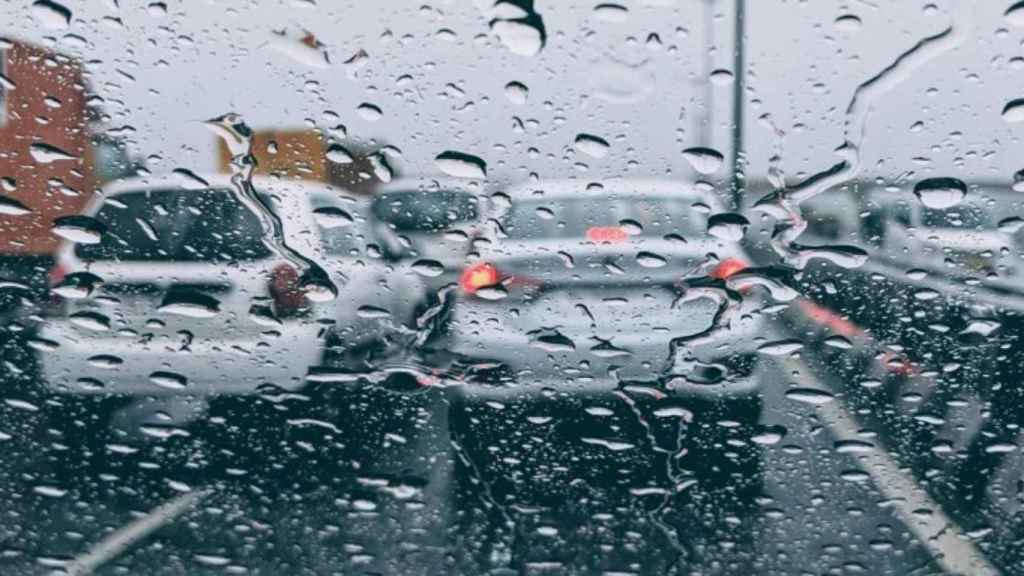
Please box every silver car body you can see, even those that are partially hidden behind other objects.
[444,179,775,400]
[37,175,425,398]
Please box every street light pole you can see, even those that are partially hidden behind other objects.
[731,0,745,210]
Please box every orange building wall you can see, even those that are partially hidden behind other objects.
[0,40,95,255]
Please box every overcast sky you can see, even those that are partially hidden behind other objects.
[3,0,1023,199]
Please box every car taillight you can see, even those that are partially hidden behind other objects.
[710,258,748,280]
[269,264,308,317]
[459,262,501,295]
[42,264,69,316]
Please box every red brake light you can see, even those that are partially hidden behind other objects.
[459,262,500,294]
[710,258,748,280]
[269,264,307,317]
[586,226,628,243]
[48,264,68,287]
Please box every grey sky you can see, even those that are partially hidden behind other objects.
[3,0,1022,196]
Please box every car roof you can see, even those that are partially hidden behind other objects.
[500,179,728,210]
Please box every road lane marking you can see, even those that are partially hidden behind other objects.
[783,358,1000,576]
[60,489,210,576]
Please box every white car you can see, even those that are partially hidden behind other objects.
[438,179,786,504]
[36,175,424,428]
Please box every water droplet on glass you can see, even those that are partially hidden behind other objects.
[574,133,610,159]
[69,311,110,331]
[310,206,352,230]
[159,291,221,318]
[834,14,862,32]
[149,371,188,390]
[171,168,210,190]
[504,81,529,104]
[52,215,105,244]
[785,387,835,405]
[913,177,966,209]
[1003,98,1024,123]
[436,151,487,179]
[32,0,71,30]
[999,216,1024,233]
[369,152,393,183]
[87,354,123,368]
[29,143,76,163]
[52,271,103,299]
[491,18,546,57]
[751,424,787,445]
[326,144,354,164]
[33,485,67,498]
[269,28,330,69]
[636,251,668,268]
[682,147,724,174]
[757,339,803,356]
[709,69,734,86]
[593,3,628,22]
[528,328,576,352]
[411,259,445,277]
[1007,1,1024,27]
[0,196,31,216]
[357,102,383,122]
[707,213,749,241]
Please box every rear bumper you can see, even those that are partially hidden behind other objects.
[37,323,322,396]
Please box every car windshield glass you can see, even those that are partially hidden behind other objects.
[76,188,271,262]
[6,2,1024,575]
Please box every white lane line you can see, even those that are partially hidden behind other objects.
[784,358,1001,576]
[60,489,210,576]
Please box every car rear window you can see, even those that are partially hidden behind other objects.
[372,190,479,232]
[504,196,707,240]
[75,188,272,262]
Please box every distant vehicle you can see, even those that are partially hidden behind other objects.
[439,179,777,504]
[799,183,1024,300]
[36,175,424,434]
[370,178,484,280]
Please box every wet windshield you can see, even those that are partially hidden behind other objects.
[1,2,1023,575]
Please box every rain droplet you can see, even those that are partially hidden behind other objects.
[1003,98,1024,123]
[0,196,31,216]
[411,259,445,277]
[757,339,803,356]
[357,305,391,319]
[475,285,508,300]
[171,168,210,190]
[707,213,749,241]
[52,271,103,299]
[636,251,667,268]
[29,143,77,163]
[999,216,1024,233]
[33,485,67,498]
[834,14,862,32]
[824,335,853,349]
[505,81,529,104]
[69,311,110,331]
[52,215,105,244]
[357,103,383,122]
[32,0,71,30]
[159,291,221,318]
[709,69,734,86]
[913,177,966,209]
[574,134,610,159]
[87,354,123,368]
[751,425,787,445]
[326,144,353,164]
[491,19,546,57]
[785,387,835,405]
[528,328,576,352]
[1007,1,1024,27]
[312,206,353,229]
[682,147,724,174]
[269,28,330,69]
[912,288,941,301]
[149,371,188,390]
[435,151,487,179]
[593,3,628,22]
